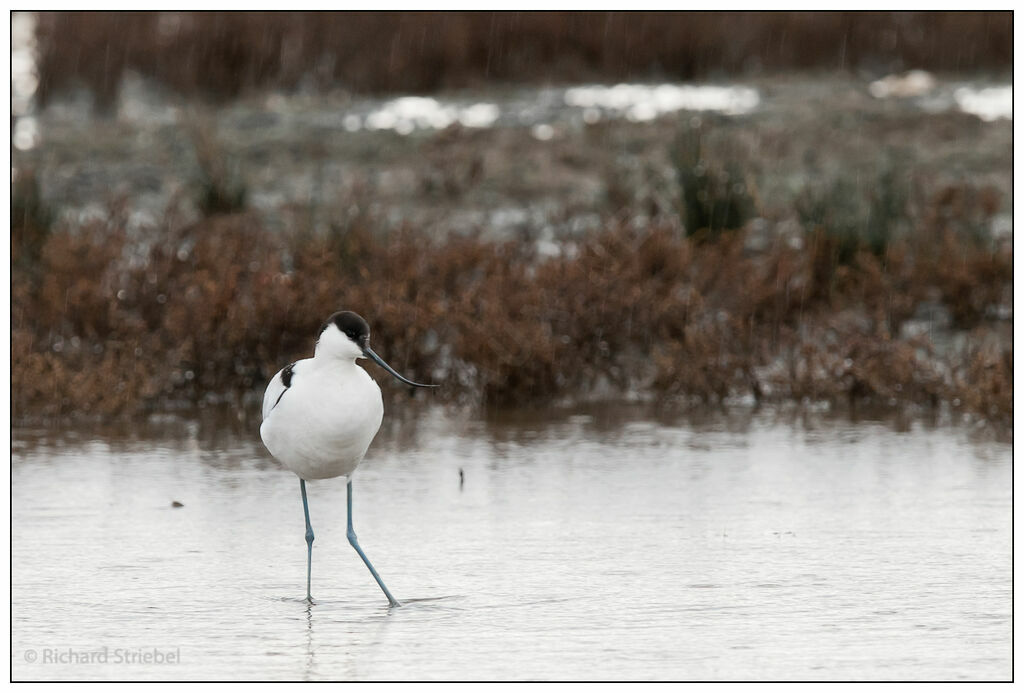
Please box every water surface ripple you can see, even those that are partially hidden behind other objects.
[12,407,1010,681]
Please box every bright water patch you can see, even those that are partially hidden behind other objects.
[866,71,1011,123]
[11,408,1010,681]
[12,117,40,152]
[363,97,500,133]
[564,83,761,119]
[344,84,759,135]
[868,70,937,99]
[12,12,39,150]
[954,86,1012,122]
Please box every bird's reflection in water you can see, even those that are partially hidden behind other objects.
[300,595,408,681]
[304,601,317,680]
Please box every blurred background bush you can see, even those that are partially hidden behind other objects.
[11,11,1012,428]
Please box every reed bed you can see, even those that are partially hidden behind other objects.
[11,196,1011,427]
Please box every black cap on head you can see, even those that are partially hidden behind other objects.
[318,309,437,389]
[320,310,370,347]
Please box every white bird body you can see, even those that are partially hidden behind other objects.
[260,356,383,480]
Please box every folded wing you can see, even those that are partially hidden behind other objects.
[262,362,297,421]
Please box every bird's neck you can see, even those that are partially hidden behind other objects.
[313,343,359,362]
[312,350,361,370]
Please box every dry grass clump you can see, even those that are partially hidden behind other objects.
[187,119,249,217]
[673,126,756,238]
[11,206,1011,427]
[12,169,54,273]
[35,11,1011,108]
[957,339,1012,421]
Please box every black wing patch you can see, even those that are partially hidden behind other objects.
[272,362,296,410]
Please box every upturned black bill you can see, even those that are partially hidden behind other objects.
[363,346,437,388]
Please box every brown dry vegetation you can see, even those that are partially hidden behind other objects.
[36,11,1011,108]
[11,191,1011,427]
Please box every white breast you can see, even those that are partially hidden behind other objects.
[260,358,384,480]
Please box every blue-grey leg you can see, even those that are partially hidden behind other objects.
[300,479,315,602]
[347,479,401,607]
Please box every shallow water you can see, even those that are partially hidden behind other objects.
[12,406,1011,681]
